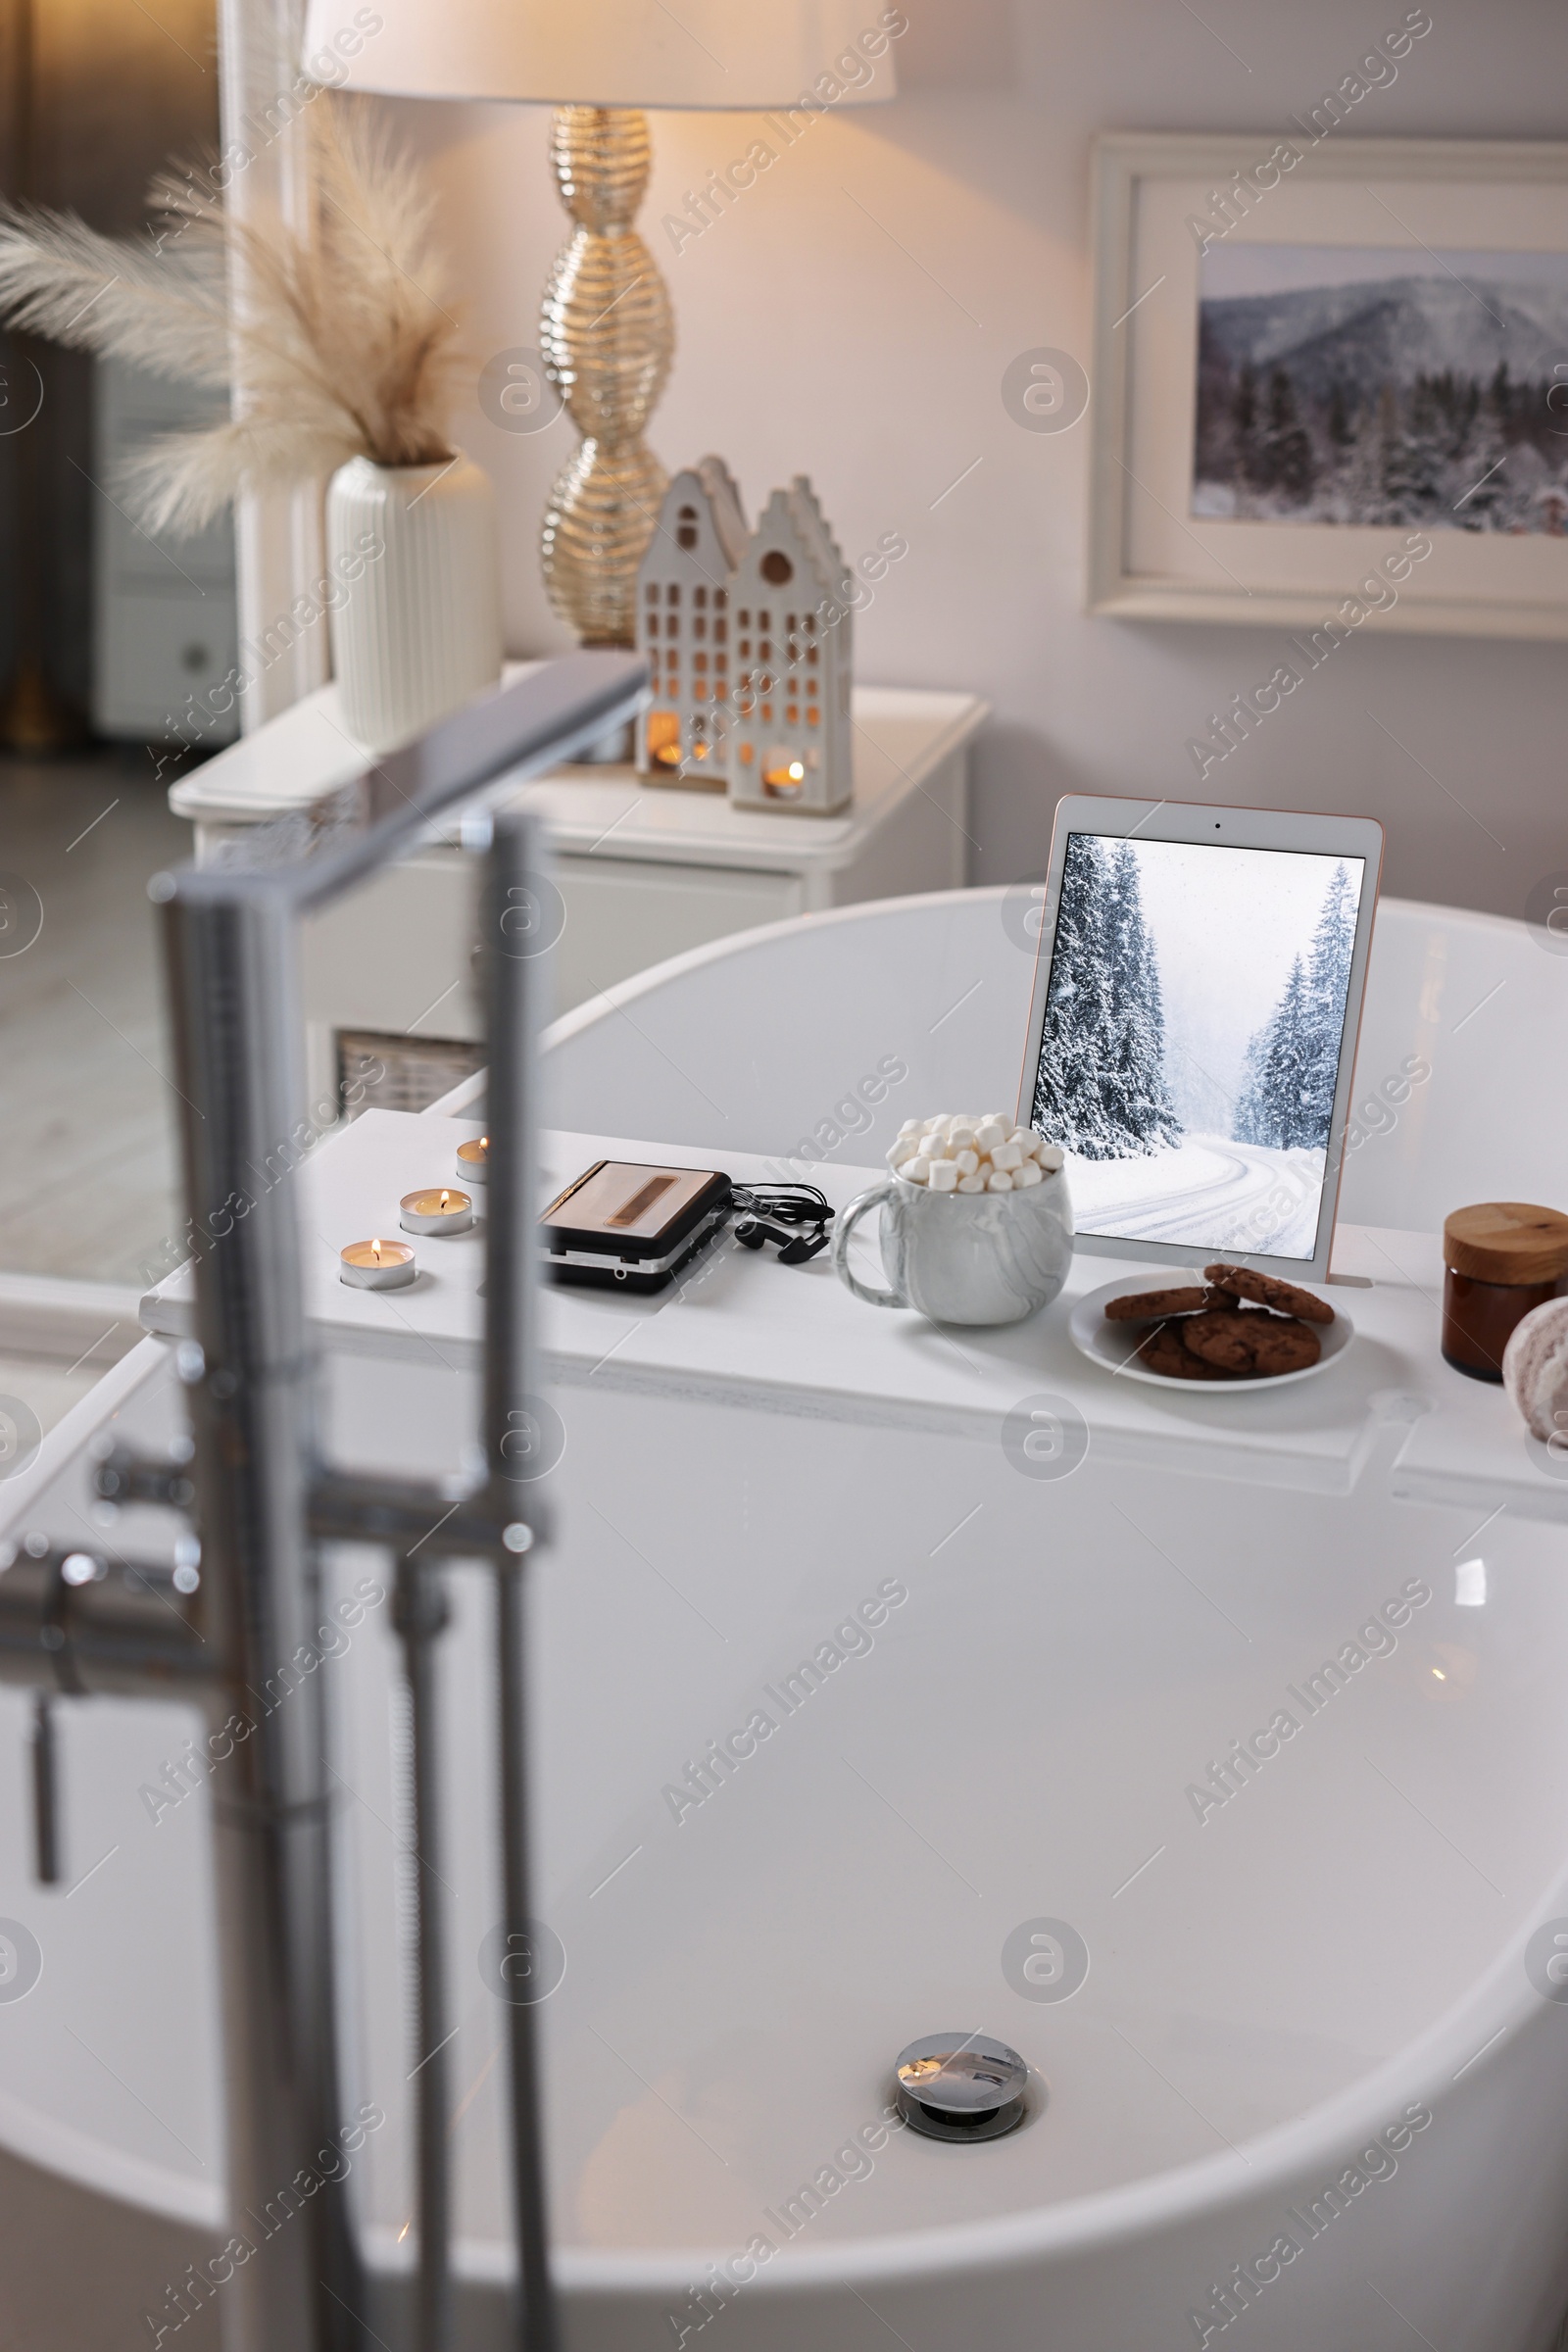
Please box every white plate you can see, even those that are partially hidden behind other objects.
[1067,1273,1354,1391]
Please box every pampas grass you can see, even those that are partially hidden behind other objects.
[0,98,466,533]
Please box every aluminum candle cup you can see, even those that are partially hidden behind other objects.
[399,1187,474,1237]
[457,1135,489,1186]
[832,1167,1074,1326]
[340,1238,417,1290]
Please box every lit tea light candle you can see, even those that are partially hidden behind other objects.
[341,1238,416,1290]
[399,1186,474,1238]
[456,1135,489,1186]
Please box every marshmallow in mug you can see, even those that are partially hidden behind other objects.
[887,1112,1064,1195]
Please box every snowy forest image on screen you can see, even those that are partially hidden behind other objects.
[1193,242,1568,532]
[1030,838,1364,1258]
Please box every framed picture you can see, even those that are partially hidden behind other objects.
[1088,131,1568,638]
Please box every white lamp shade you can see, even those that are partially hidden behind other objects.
[302,0,900,109]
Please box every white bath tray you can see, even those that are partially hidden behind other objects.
[138,1110,1567,1523]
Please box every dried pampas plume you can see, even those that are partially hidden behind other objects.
[0,97,466,533]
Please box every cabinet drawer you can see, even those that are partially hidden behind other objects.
[553,858,801,1012]
[301,855,481,1037]
[297,852,804,1061]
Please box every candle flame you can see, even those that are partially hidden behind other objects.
[440,1190,450,1209]
[372,1239,382,1261]
[480,1136,489,1150]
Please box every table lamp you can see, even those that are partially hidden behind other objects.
[302,2,898,648]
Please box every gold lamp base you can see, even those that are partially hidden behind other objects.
[540,107,673,649]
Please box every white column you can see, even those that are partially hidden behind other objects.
[216,0,330,726]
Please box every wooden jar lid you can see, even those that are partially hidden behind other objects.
[1443,1201,1568,1285]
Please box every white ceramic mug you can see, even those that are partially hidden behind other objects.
[832,1168,1074,1326]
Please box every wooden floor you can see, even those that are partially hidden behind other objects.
[0,747,193,1290]
[0,2143,220,2352]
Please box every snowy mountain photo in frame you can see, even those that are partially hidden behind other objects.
[1017,797,1384,1282]
[1088,135,1568,638]
[1194,243,1568,533]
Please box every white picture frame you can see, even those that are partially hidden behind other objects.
[1087,131,1568,639]
[1014,793,1385,1286]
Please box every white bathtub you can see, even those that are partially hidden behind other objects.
[6,1334,1568,2351]
[3,888,1568,2351]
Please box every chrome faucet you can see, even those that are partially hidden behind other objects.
[0,651,646,2352]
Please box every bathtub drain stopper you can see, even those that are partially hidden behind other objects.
[893,2034,1030,2142]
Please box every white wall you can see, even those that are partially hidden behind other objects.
[380,0,1568,919]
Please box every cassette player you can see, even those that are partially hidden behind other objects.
[541,1160,733,1295]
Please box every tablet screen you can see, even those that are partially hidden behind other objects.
[1028,836,1366,1261]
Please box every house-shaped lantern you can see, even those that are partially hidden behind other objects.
[725,476,854,816]
[635,456,750,790]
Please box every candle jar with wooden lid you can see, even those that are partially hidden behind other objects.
[1442,1202,1568,1381]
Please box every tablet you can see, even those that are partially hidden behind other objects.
[1015,796,1383,1284]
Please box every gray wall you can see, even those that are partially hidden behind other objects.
[383,0,1568,920]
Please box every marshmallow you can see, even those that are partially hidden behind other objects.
[896,1112,1064,1192]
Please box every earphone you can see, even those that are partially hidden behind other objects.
[730,1182,833,1265]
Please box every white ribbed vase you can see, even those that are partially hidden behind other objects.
[325,452,503,754]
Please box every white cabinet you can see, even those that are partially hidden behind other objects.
[92,361,239,746]
[172,672,986,1113]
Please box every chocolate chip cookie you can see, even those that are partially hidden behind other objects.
[1106,1282,1245,1323]
[1182,1307,1322,1375]
[1104,1286,1209,1322]
[1135,1323,1235,1380]
[1203,1263,1334,1324]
